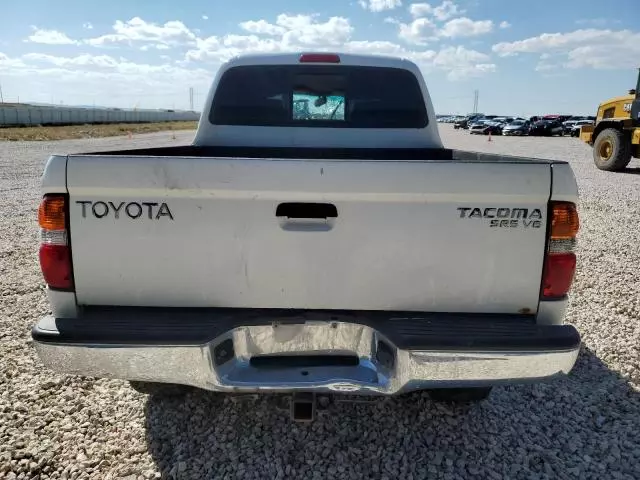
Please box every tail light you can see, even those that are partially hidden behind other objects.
[38,194,74,290]
[542,202,579,299]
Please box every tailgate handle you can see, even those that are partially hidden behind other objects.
[276,203,338,219]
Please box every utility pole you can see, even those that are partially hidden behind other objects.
[0,81,4,103]
[473,89,479,114]
[189,87,194,111]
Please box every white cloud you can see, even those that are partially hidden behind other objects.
[431,46,495,79]
[565,44,640,70]
[409,3,432,18]
[22,53,120,68]
[402,3,488,41]
[184,12,493,81]
[344,42,491,80]
[239,19,286,36]
[499,21,511,29]
[346,40,419,57]
[187,14,353,62]
[493,29,631,55]
[140,44,172,51]
[575,18,621,27]
[535,61,555,72]
[202,15,209,20]
[83,22,94,30]
[26,27,78,45]
[432,1,463,21]
[408,1,463,21]
[3,51,214,108]
[184,13,494,80]
[278,14,352,46]
[398,18,438,45]
[85,17,196,47]
[359,0,403,13]
[439,17,493,37]
[492,28,640,70]
[0,52,27,68]
[12,52,206,81]
[6,10,500,108]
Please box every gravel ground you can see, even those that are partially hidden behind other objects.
[1,126,639,479]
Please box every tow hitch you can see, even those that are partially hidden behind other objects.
[289,393,374,422]
[290,392,316,422]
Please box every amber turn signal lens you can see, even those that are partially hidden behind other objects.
[550,202,579,240]
[38,195,66,231]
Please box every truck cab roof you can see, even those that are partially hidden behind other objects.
[193,51,443,149]
[222,52,421,70]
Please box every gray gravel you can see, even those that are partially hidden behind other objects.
[1,126,639,479]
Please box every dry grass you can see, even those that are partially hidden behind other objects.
[0,121,198,141]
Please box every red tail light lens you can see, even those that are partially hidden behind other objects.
[299,53,341,63]
[542,252,576,299]
[39,244,74,290]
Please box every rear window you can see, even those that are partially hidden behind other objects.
[209,65,428,128]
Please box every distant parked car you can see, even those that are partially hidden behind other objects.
[468,117,492,127]
[502,119,531,136]
[570,119,594,137]
[454,114,482,129]
[529,119,564,137]
[469,121,503,135]
[468,119,487,133]
[562,117,590,135]
[492,117,514,125]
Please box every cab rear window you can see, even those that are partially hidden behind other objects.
[209,65,428,128]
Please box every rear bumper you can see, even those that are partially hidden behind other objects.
[32,307,581,395]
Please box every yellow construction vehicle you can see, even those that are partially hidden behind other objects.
[580,68,640,171]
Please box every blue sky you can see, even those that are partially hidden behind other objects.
[1,0,638,115]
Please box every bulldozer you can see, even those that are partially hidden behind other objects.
[580,68,640,171]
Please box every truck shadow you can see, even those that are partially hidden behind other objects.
[144,346,639,479]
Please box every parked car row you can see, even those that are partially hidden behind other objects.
[438,114,595,137]
[437,115,467,124]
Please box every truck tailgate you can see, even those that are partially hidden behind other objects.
[66,155,551,314]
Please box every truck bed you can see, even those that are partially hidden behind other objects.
[77,144,563,164]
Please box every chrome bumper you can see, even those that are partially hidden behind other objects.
[32,310,581,395]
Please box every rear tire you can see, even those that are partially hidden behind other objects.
[129,381,192,397]
[593,128,632,171]
[429,387,492,403]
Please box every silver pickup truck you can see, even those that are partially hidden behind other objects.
[32,52,581,421]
